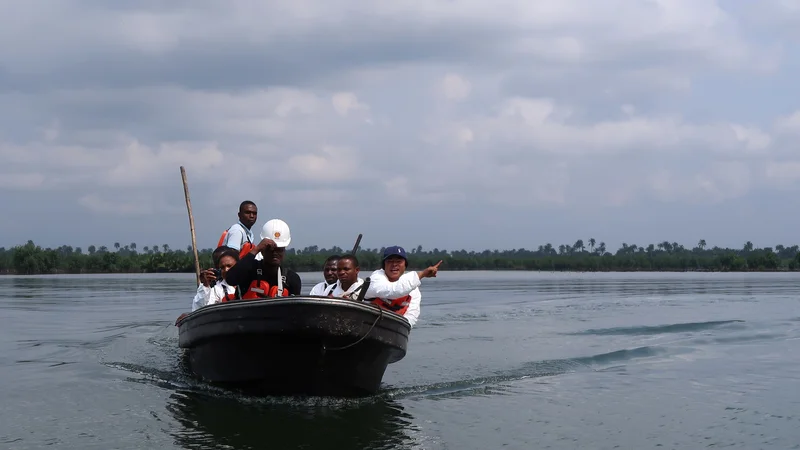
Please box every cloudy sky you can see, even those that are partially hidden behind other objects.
[2,0,799,253]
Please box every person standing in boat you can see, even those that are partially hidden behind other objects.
[217,200,258,258]
[223,218,302,299]
[361,246,442,328]
[308,254,340,296]
[328,254,365,299]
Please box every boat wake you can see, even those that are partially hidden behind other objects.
[380,344,685,400]
[102,315,780,406]
[565,319,746,336]
[104,339,684,405]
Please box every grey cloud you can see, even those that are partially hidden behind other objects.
[2,1,800,251]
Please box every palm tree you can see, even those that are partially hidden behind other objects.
[697,239,706,251]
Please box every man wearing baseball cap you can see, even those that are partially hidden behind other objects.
[361,245,442,328]
[223,218,302,299]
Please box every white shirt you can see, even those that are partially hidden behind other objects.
[330,278,365,299]
[363,269,422,328]
[222,222,253,251]
[309,281,336,296]
[191,281,237,311]
[191,284,210,312]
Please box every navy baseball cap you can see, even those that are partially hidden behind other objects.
[382,245,407,262]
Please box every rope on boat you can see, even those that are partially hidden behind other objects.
[326,306,383,351]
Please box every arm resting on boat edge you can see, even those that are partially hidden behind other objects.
[364,270,421,299]
[224,252,257,287]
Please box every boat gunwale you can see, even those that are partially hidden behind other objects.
[176,295,411,329]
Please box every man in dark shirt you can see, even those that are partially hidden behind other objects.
[224,219,302,297]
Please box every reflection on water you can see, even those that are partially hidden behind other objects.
[167,391,416,450]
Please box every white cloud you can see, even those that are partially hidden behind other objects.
[441,74,472,100]
[104,140,225,187]
[331,92,369,116]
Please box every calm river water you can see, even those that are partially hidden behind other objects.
[1,271,799,449]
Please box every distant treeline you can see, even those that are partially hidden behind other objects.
[2,239,800,275]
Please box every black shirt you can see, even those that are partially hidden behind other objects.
[224,252,302,297]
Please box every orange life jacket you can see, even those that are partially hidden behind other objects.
[369,295,411,315]
[222,268,289,302]
[217,227,254,259]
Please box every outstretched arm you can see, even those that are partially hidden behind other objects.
[364,270,421,299]
[364,260,443,299]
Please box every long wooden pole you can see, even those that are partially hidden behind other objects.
[180,166,201,287]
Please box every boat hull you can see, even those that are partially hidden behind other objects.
[176,296,411,397]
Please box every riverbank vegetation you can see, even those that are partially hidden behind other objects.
[2,239,799,275]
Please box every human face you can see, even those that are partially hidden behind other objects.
[337,259,359,286]
[383,256,406,281]
[218,255,237,278]
[262,246,285,266]
[323,259,339,284]
[238,204,258,229]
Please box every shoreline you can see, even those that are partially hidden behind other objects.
[3,240,799,275]
[0,267,796,276]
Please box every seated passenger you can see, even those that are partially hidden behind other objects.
[309,254,340,296]
[203,248,241,306]
[190,246,234,312]
[217,200,258,259]
[329,254,364,299]
[175,246,238,324]
[224,218,302,299]
[362,246,442,328]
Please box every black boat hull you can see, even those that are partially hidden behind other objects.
[176,296,411,397]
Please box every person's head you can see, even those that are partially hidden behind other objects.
[212,245,236,267]
[337,254,360,286]
[238,201,258,230]
[216,248,239,278]
[323,255,341,284]
[259,219,291,266]
[382,246,408,281]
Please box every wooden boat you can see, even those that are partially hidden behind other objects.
[175,285,411,397]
